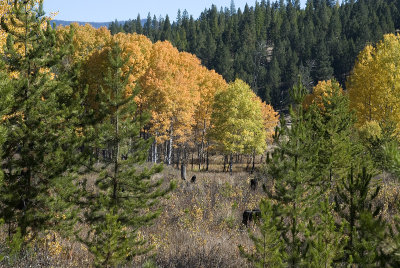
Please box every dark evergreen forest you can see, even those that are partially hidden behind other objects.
[109,0,399,109]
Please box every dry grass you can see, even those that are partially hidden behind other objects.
[0,160,266,268]
[133,166,265,267]
[1,158,399,267]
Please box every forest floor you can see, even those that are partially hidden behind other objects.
[0,156,268,267]
[0,156,399,267]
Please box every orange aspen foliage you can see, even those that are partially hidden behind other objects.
[56,23,111,63]
[80,33,152,111]
[303,80,344,110]
[139,41,202,145]
[193,66,228,146]
[172,51,202,145]
[113,33,152,95]
[255,98,279,142]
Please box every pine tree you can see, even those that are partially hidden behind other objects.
[305,80,356,189]
[335,167,386,266]
[76,42,175,267]
[268,56,282,108]
[259,80,322,266]
[304,198,345,267]
[0,60,13,193]
[0,0,83,243]
[160,15,172,41]
[144,13,152,40]
[313,41,333,82]
[230,0,236,15]
[135,14,142,34]
[239,199,286,267]
[214,38,233,81]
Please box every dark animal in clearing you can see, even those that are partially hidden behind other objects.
[250,178,258,190]
[242,210,253,226]
[191,175,196,183]
[242,209,262,227]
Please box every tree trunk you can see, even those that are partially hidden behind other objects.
[199,119,207,171]
[251,151,255,174]
[152,140,158,163]
[176,148,180,169]
[191,152,194,170]
[246,156,251,171]
[198,144,201,171]
[206,149,209,171]
[181,163,186,180]
[223,155,227,172]
[171,143,174,166]
[229,154,233,175]
[167,127,173,165]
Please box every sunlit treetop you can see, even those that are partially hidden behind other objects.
[347,33,400,137]
[0,0,57,53]
[303,79,344,111]
[56,22,112,63]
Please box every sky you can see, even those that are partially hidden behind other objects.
[44,0,307,22]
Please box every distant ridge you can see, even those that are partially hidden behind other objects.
[51,20,113,28]
[51,19,146,29]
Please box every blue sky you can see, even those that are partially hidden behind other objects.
[45,0,307,22]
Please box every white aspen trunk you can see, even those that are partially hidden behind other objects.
[152,133,158,163]
[167,126,173,166]
[199,119,207,170]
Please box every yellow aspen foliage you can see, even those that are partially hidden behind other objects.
[209,79,277,155]
[56,23,111,63]
[347,33,400,136]
[358,120,382,141]
[303,80,344,110]
[0,0,55,54]
[138,41,180,143]
[0,0,11,51]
